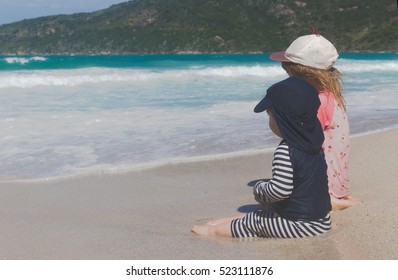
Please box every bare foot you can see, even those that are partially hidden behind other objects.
[331,195,356,211]
[191,224,210,236]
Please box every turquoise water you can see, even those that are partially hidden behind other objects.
[0,54,275,71]
[1,53,397,181]
[1,53,397,71]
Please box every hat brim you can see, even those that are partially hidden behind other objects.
[254,96,272,113]
[270,51,291,62]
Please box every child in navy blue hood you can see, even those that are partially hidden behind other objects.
[192,77,331,238]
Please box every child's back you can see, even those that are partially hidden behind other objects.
[192,77,332,238]
[272,142,330,221]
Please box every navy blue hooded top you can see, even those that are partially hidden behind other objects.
[254,77,331,220]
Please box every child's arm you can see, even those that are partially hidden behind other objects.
[317,90,334,130]
[253,142,293,203]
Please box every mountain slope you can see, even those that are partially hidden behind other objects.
[0,0,397,54]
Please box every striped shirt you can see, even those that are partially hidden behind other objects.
[231,140,331,238]
[253,141,294,204]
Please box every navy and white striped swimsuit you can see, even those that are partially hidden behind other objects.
[231,141,331,238]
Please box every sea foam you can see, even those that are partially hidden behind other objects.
[1,54,397,181]
[3,56,47,64]
[0,66,285,89]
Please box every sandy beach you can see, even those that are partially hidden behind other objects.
[0,127,397,260]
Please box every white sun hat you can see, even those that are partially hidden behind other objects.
[270,34,339,70]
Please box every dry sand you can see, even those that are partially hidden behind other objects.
[0,128,397,260]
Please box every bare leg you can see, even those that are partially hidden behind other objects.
[206,214,245,226]
[331,195,356,211]
[192,215,244,237]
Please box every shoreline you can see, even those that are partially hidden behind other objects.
[3,125,398,184]
[0,127,397,259]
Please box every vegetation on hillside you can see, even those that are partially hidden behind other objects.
[0,0,396,55]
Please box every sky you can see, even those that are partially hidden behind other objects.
[0,0,128,25]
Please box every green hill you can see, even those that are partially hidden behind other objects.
[0,0,397,55]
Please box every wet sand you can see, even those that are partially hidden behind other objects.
[0,128,397,259]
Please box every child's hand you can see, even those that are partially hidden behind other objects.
[253,180,272,206]
[247,179,270,187]
[255,197,271,209]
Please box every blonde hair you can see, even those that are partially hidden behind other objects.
[281,62,346,111]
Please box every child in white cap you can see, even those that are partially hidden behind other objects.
[270,31,354,210]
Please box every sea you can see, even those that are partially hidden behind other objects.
[1,53,397,181]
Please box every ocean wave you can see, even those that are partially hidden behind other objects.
[338,59,398,73]
[0,66,284,88]
[197,65,283,77]
[0,59,397,89]
[1,56,397,181]
[3,56,48,65]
